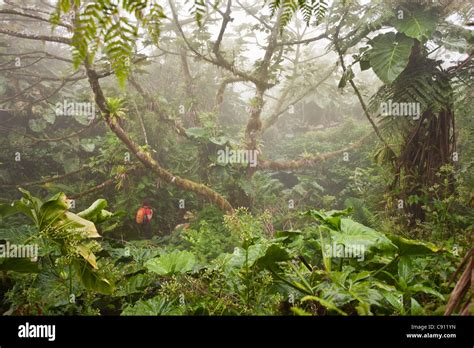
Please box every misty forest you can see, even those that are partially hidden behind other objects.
[0,0,473,316]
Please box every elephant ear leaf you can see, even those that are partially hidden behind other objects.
[145,250,196,276]
[368,32,414,84]
[393,7,438,41]
[333,218,398,256]
[386,234,443,256]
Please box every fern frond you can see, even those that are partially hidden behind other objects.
[52,0,166,88]
[267,0,328,33]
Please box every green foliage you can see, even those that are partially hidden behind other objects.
[106,97,128,118]
[52,0,166,87]
[393,6,438,41]
[181,220,238,263]
[386,234,443,256]
[0,190,116,313]
[122,296,184,315]
[1,0,470,318]
[1,194,459,315]
[369,57,453,118]
[145,250,197,276]
[77,199,107,219]
[368,32,414,84]
[267,0,328,33]
[338,66,354,89]
[188,0,208,27]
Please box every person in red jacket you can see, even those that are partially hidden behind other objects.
[136,200,153,238]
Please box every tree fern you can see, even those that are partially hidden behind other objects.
[267,0,328,33]
[52,0,166,88]
[187,0,208,27]
[369,58,453,118]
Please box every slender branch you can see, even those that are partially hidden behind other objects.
[69,165,143,200]
[277,32,327,46]
[236,0,271,30]
[263,66,336,131]
[0,9,71,29]
[0,57,44,72]
[333,13,394,155]
[0,28,71,45]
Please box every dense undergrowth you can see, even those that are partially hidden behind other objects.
[0,189,467,316]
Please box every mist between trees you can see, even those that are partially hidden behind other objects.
[0,0,472,317]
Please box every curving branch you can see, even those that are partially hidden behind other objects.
[85,63,234,213]
[214,76,245,111]
[258,133,372,170]
[69,165,141,200]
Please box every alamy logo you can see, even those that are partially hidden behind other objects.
[0,242,38,261]
[18,322,56,341]
[380,100,420,120]
[55,99,96,119]
[217,146,258,167]
[324,242,366,261]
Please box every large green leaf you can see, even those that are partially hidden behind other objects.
[397,256,414,283]
[338,66,354,89]
[42,111,56,124]
[145,250,196,276]
[185,127,211,140]
[410,298,424,315]
[74,260,113,294]
[329,219,398,258]
[255,244,291,269]
[383,290,404,313]
[209,135,232,146]
[80,140,96,153]
[38,192,68,229]
[304,208,352,231]
[369,32,414,84]
[393,8,438,41]
[28,118,47,133]
[0,226,35,244]
[2,201,37,223]
[225,242,290,271]
[121,296,184,315]
[409,284,444,301]
[116,273,155,297]
[386,234,442,256]
[227,244,266,269]
[63,212,101,238]
[76,243,98,269]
